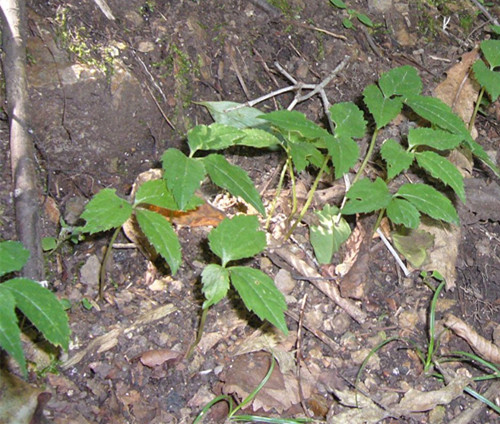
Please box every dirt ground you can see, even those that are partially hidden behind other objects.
[1,0,500,423]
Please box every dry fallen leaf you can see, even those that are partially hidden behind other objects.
[140,349,182,368]
[444,314,500,365]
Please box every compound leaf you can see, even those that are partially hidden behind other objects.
[2,278,69,351]
[415,151,465,203]
[230,266,288,334]
[407,128,463,151]
[342,177,392,215]
[363,84,402,129]
[203,154,265,215]
[208,215,266,267]
[380,138,414,179]
[238,128,281,149]
[0,287,25,375]
[162,149,206,211]
[386,198,420,229]
[330,102,366,139]
[0,241,29,277]
[135,209,182,274]
[289,141,324,172]
[396,183,459,224]
[379,65,422,97]
[201,264,230,309]
[134,179,178,210]
[326,134,359,179]
[260,110,329,141]
[81,189,132,234]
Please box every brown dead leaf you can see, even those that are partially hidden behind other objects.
[434,47,480,139]
[328,389,391,423]
[444,314,500,365]
[140,349,182,368]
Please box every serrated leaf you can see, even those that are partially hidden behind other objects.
[0,241,30,277]
[356,12,373,27]
[260,110,330,141]
[186,124,245,154]
[0,287,25,375]
[330,102,366,139]
[161,149,206,211]
[289,141,324,172]
[379,66,422,97]
[404,95,470,140]
[208,215,266,267]
[203,154,265,215]
[229,266,288,334]
[396,183,459,224]
[330,0,346,8]
[135,209,182,274]
[380,138,414,180]
[310,205,351,264]
[81,189,133,234]
[407,128,463,151]
[325,134,359,179]
[342,177,392,215]
[472,59,500,101]
[392,228,434,268]
[363,84,402,129]
[238,128,281,149]
[134,179,178,209]
[479,39,500,68]
[2,278,69,350]
[466,138,500,176]
[386,198,420,229]
[187,125,209,155]
[415,151,465,203]
[201,264,230,309]
[197,101,268,129]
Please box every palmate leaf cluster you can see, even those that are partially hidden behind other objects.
[0,241,70,376]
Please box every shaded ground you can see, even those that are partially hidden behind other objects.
[1,0,499,423]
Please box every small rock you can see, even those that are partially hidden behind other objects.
[64,196,87,225]
[368,0,393,13]
[274,269,296,295]
[137,41,155,53]
[80,255,101,293]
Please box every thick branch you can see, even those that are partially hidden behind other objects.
[1,0,43,280]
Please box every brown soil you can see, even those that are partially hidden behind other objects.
[1,0,499,423]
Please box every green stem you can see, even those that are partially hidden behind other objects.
[186,307,209,359]
[425,280,446,372]
[352,128,379,185]
[288,156,298,217]
[264,157,290,230]
[98,226,121,299]
[285,154,330,240]
[469,86,485,133]
[372,208,386,236]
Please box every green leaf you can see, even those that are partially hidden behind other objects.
[392,228,434,268]
[201,264,230,309]
[396,183,459,224]
[386,198,420,229]
[363,84,402,129]
[472,59,500,101]
[81,189,133,234]
[466,139,500,177]
[342,18,354,29]
[415,151,465,203]
[356,12,373,27]
[404,95,470,140]
[197,101,268,129]
[325,134,359,179]
[238,128,281,149]
[310,205,351,264]
[380,138,414,180]
[329,102,366,139]
[379,66,422,97]
[2,278,70,350]
[0,287,25,375]
[134,179,178,210]
[330,0,347,9]
[260,110,330,141]
[479,39,500,68]
[187,125,209,155]
[0,241,30,277]
[42,237,58,252]
[407,128,463,151]
[342,178,392,215]
[288,141,324,172]
[135,209,182,274]
[203,154,265,215]
[187,124,245,154]
[229,266,288,334]
[162,149,206,211]
[490,25,500,35]
[208,215,266,267]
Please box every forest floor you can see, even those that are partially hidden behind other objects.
[0,0,499,423]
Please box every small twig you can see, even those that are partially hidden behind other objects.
[144,83,175,130]
[296,295,311,418]
[470,0,500,26]
[227,44,250,99]
[376,228,410,277]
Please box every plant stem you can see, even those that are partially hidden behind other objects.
[352,128,379,185]
[285,154,330,240]
[469,86,485,133]
[264,157,289,230]
[186,307,209,359]
[99,226,121,299]
[425,280,446,372]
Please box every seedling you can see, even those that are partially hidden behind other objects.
[0,241,69,376]
[329,0,374,29]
